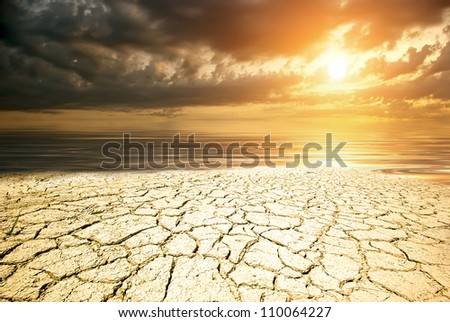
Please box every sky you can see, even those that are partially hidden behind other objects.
[1,0,450,135]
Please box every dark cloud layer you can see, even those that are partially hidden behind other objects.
[343,0,449,49]
[0,0,449,111]
[362,45,436,80]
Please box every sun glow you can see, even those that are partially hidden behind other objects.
[327,58,347,80]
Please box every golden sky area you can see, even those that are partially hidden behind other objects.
[0,1,449,135]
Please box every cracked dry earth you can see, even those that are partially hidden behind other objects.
[0,168,449,302]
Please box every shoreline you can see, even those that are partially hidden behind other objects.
[0,165,449,185]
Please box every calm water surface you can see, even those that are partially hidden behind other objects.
[0,131,449,184]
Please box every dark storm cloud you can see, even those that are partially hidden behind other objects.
[362,45,436,80]
[360,38,450,101]
[0,44,300,109]
[133,0,450,55]
[0,0,449,111]
[133,0,345,58]
[343,0,450,49]
[425,39,450,76]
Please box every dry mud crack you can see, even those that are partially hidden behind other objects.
[0,168,449,302]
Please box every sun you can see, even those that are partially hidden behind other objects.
[327,58,347,80]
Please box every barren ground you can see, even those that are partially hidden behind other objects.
[0,168,449,302]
